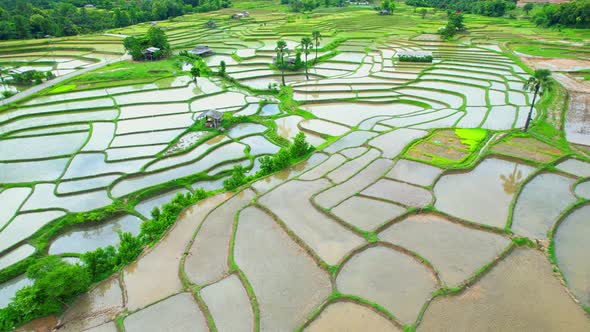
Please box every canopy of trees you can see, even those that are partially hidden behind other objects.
[531,0,590,28]
[405,0,517,17]
[123,26,170,60]
[0,0,232,40]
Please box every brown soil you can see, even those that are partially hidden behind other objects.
[521,57,590,72]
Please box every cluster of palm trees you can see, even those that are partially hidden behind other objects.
[275,30,322,86]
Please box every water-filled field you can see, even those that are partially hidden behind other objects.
[1,4,589,331]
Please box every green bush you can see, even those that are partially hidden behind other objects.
[82,246,118,281]
[257,133,312,177]
[223,165,249,191]
[0,257,91,330]
[398,54,433,62]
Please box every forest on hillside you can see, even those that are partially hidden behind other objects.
[0,0,232,40]
[405,0,590,27]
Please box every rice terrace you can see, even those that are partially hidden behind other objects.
[0,0,589,331]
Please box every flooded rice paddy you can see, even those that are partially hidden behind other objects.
[0,9,589,331]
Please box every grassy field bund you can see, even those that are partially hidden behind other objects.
[0,1,589,331]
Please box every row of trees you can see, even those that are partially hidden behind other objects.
[0,0,231,40]
[282,0,351,12]
[530,0,590,28]
[406,0,516,17]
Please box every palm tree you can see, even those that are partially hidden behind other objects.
[523,69,552,132]
[275,40,288,86]
[190,65,201,83]
[312,30,322,63]
[301,37,313,80]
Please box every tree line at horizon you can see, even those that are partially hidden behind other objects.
[405,0,590,27]
[0,0,232,40]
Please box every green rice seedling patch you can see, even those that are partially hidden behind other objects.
[405,129,488,168]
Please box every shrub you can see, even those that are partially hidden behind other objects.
[82,246,118,281]
[398,54,433,62]
[257,133,312,177]
[290,132,311,158]
[223,165,248,190]
[0,256,91,330]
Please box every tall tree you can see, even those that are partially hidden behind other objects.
[301,36,312,80]
[312,30,322,63]
[523,3,533,16]
[190,65,201,82]
[275,40,288,86]
[523,69,552,132]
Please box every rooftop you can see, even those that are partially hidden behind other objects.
[397,50,433,57]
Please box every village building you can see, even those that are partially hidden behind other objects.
[231,11,250,19]
[143,47,161,60]
[272,55,296,65]
[188,45,213,57]
[199,110,223,128]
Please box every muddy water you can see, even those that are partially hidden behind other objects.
[124,292,208,332]
[49,214,142,254]
[259,179,364,265]
[275,115,324,146]
[58,276,122,331]
[235,206,331,332]
[251,153,328,193]
[555,205,590,307]
[511,173,577,239]
[124,193,231,311]
[386,159,442,187]
[434,158,535,228]
[417,248,590,331]
[574,180,590,199]
[305,301,401,332]
[14,315,57,332]
[336,246,437,325]
[183,190,255,286]
[380,214,510,287]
